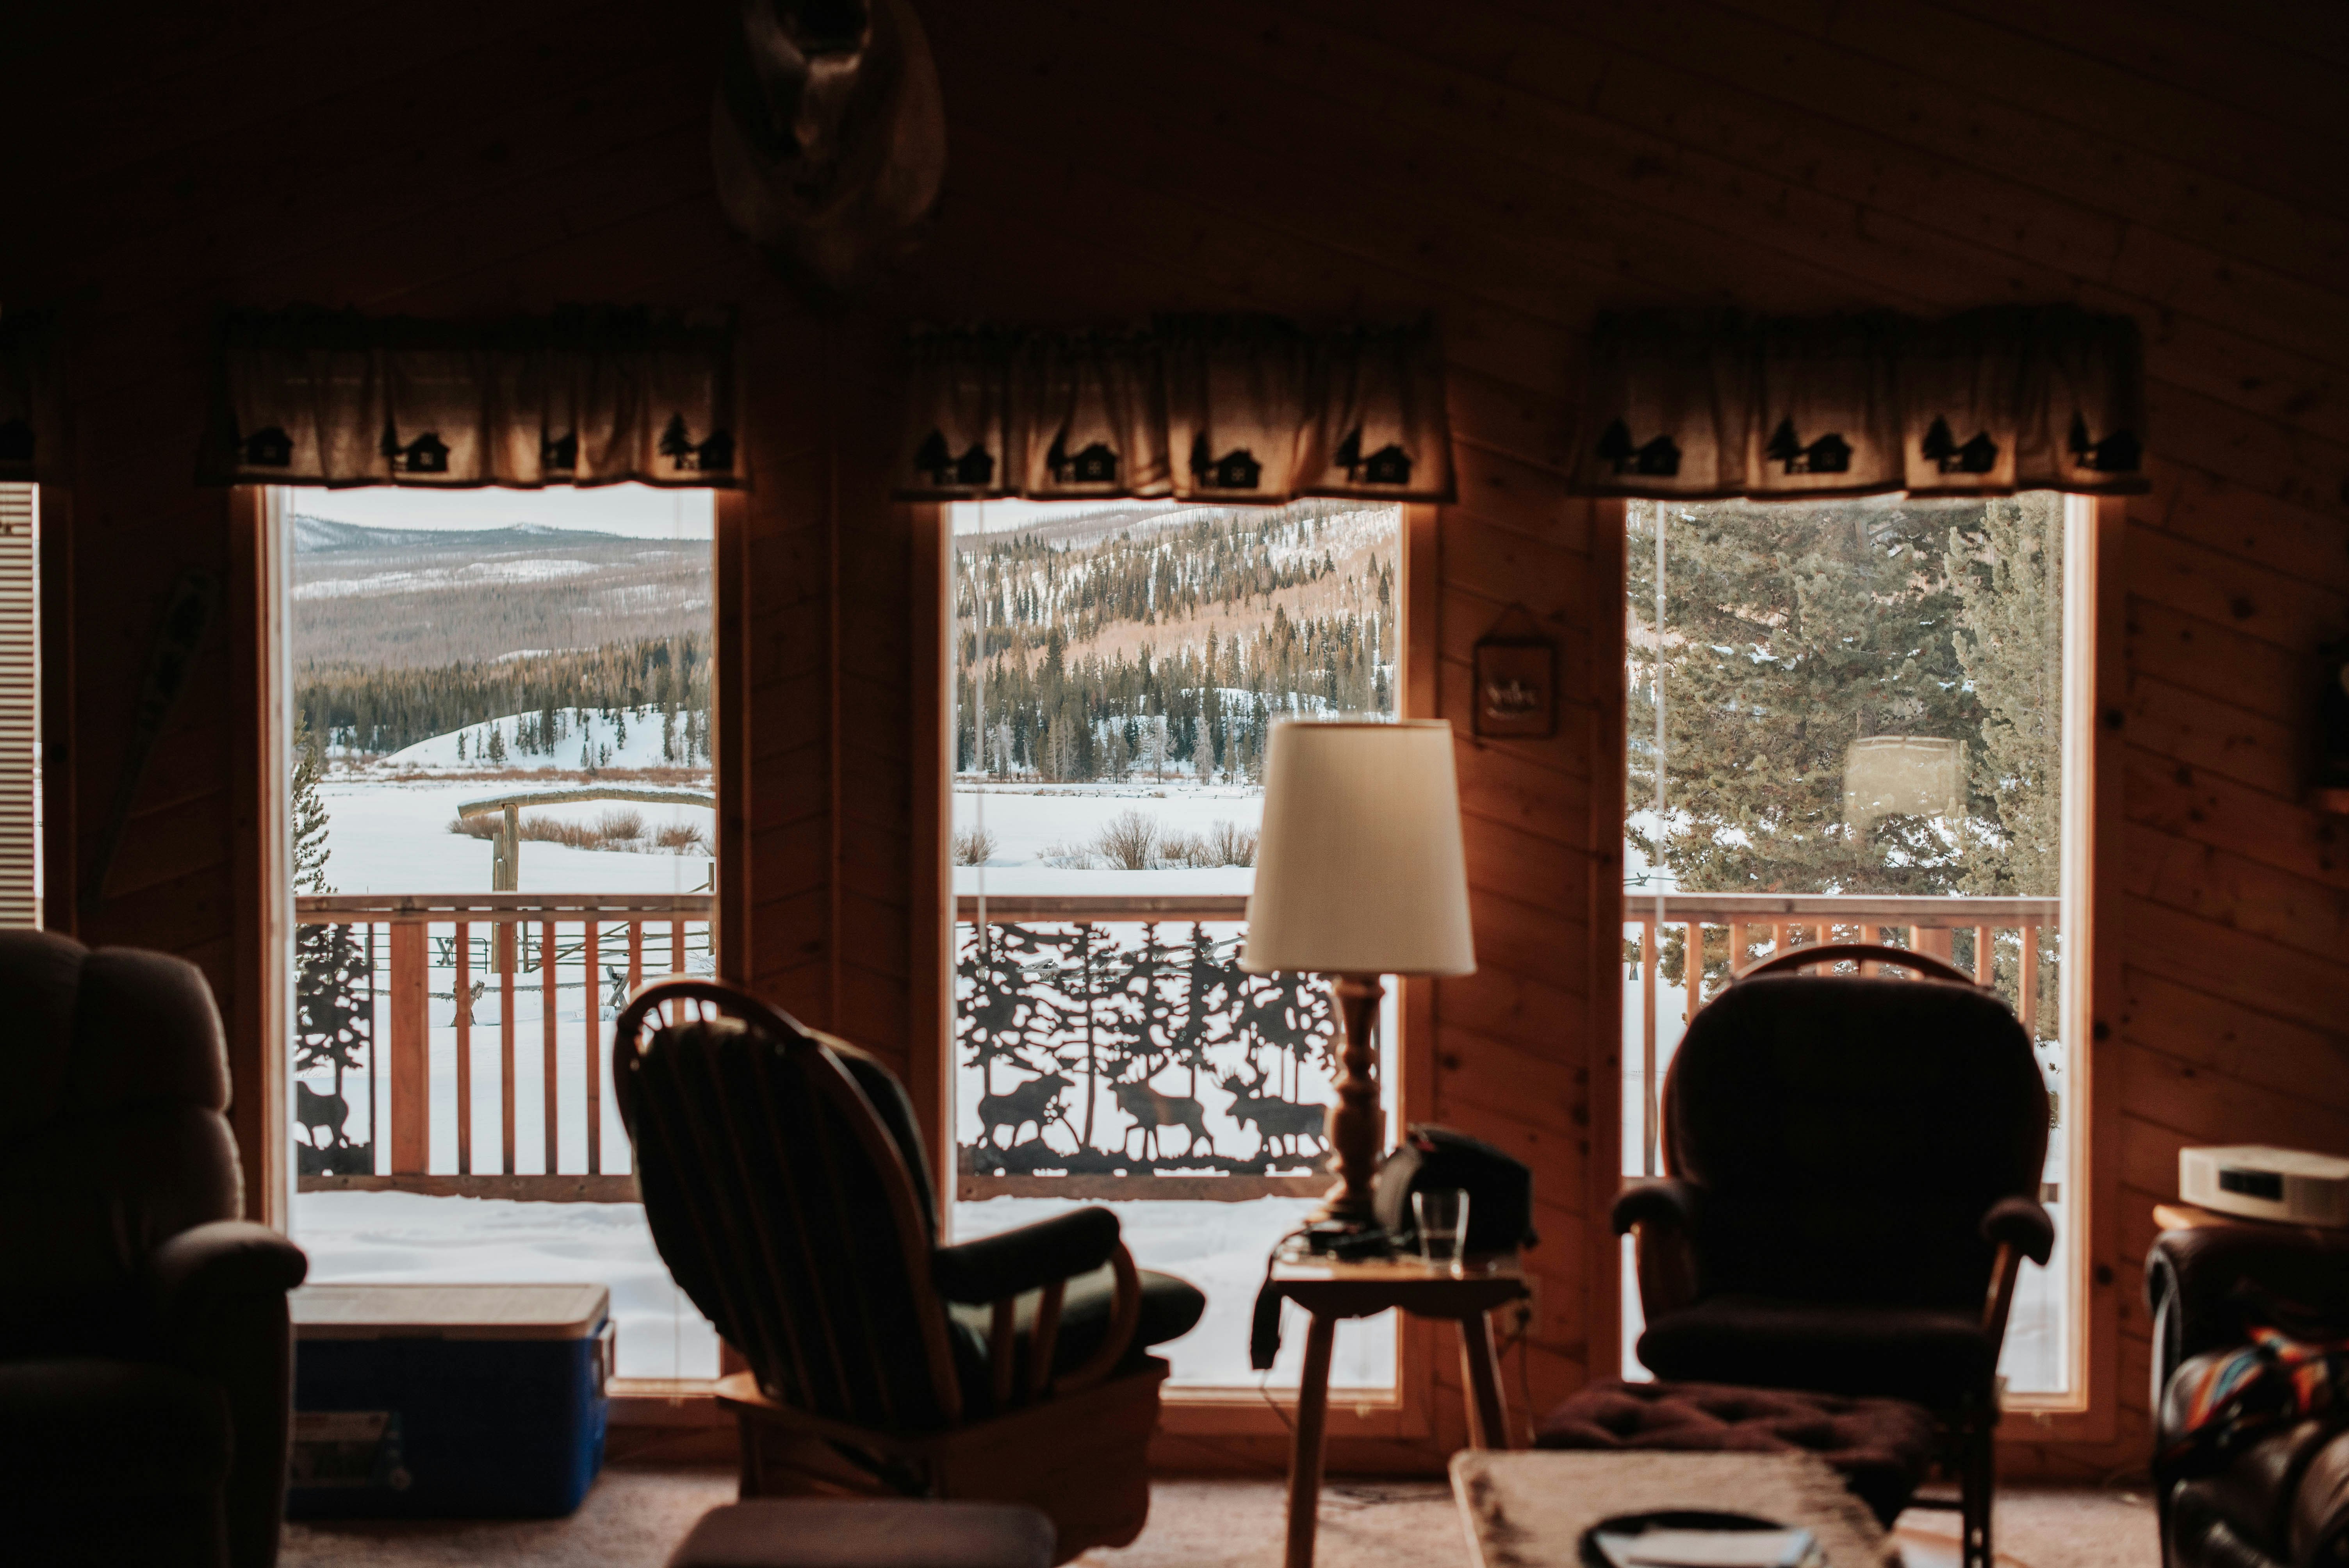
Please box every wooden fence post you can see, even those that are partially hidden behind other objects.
[390,921,429,1174]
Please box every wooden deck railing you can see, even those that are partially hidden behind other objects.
[298,888,2055,1208]
[293,893,712,1201]
[1624,891,2062,1175]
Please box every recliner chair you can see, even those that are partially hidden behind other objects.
[2148,1224,2349,1568]
[1613,942,2056,1568]
[613,978,1204,1563]
[0,930,309,1568]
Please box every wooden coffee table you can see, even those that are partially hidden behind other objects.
[1267,1254,1528,1568]
[1451,1450,1896,1568]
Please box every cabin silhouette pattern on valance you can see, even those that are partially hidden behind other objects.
[200,308,741,488]
[1569,305,2148,500]
[897,315,1454,504]
[0,310,63,486]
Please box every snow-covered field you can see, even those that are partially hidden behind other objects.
[310,708,714,896]
[954,779,1264,899]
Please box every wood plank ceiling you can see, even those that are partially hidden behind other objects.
[5,0,2345,1476]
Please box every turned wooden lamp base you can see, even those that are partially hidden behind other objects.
[1311,972,1387,1232]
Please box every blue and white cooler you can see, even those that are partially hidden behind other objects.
[288,1283,613,1518]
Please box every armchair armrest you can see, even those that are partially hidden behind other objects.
[1981,1195,2055,1266]
[144,1220,309,1322]
[141,1222,307,1568]
[1613,1179,1704,1320]
[1611,1178,1703,1238]
[931,1206,1120,1306]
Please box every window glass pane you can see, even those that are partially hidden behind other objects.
[951,499,1403,1389]
[1622,494,2073,1396]
[281,485,722,1381]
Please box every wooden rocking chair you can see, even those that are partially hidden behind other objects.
[612,980,1203,1562]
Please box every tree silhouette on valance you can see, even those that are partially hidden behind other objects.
[898,315,1453,504]
[200,307,741,489]
[1569,305,2147,500]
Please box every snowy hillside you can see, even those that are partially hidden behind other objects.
[379,706,695,772]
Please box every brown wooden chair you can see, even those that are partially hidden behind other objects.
[1614,941,2054,1568]
[611,979,1203,1563]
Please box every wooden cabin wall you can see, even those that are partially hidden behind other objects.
[8,0,2347,1477]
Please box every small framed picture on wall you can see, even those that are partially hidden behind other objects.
[1472,633,1556,739]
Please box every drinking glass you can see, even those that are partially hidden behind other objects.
[1413,1188,1469,1274]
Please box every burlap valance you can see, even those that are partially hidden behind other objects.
[897,316,1454,504]
[1569,305,2147,500]
[200,308,742,488]
[0,310,64,485]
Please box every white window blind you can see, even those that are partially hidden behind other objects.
[0,483,36,927]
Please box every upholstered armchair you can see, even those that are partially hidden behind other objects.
[1613,944,2055,1568]
[0,931,309,1568]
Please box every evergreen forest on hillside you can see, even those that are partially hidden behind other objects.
[299,634,711,759]
[957,502,1399,782]
[293,522,709,671]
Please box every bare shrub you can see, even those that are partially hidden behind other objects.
[1144,819,1257,867]
[655,822,709,853]
[1037,842,1095,870]
[1203,820,1258,867]
[952,823,999,866]
[1157,829,1204,867]
[454,805,698,853]
[518,814,595,848]
[1090,810,1159,870]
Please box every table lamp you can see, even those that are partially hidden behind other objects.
[1242,719,1476,1234]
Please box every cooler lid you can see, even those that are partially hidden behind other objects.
[292,1283,611,1341]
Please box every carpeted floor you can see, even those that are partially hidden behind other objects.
[278,1466,2160,1568]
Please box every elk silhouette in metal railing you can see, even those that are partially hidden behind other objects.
[294,1082,352,1151]
[978,1065,1073,1148]
[292,920,374,1176]
[1111,1072,1215,1162]
[1217,1067,1327,1162]
[954,918,1342,1174]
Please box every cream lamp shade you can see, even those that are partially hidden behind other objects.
[1241,719,1476,977]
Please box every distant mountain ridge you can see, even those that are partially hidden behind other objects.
[293,515,623,553]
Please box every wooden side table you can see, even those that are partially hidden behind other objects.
[1266,1254,1529,1568]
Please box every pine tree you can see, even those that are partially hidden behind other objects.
[1628,497,1984,901]
[1946,494,2064,898]
[291,713,333,895]
[1629,494,2068,1008]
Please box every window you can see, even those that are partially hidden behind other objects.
[0,482,34,927]
[1622,492,2088,1401]
[280,484,722,1383]
[945,498,1405,1391]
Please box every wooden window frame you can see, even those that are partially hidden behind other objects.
[1593,495,2123,1446]
[909,501,1445,1448]
[230,485,293,1230]
[227,485,744,1409]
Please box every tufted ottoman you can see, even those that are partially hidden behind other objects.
[1534,1380,1937,1526]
